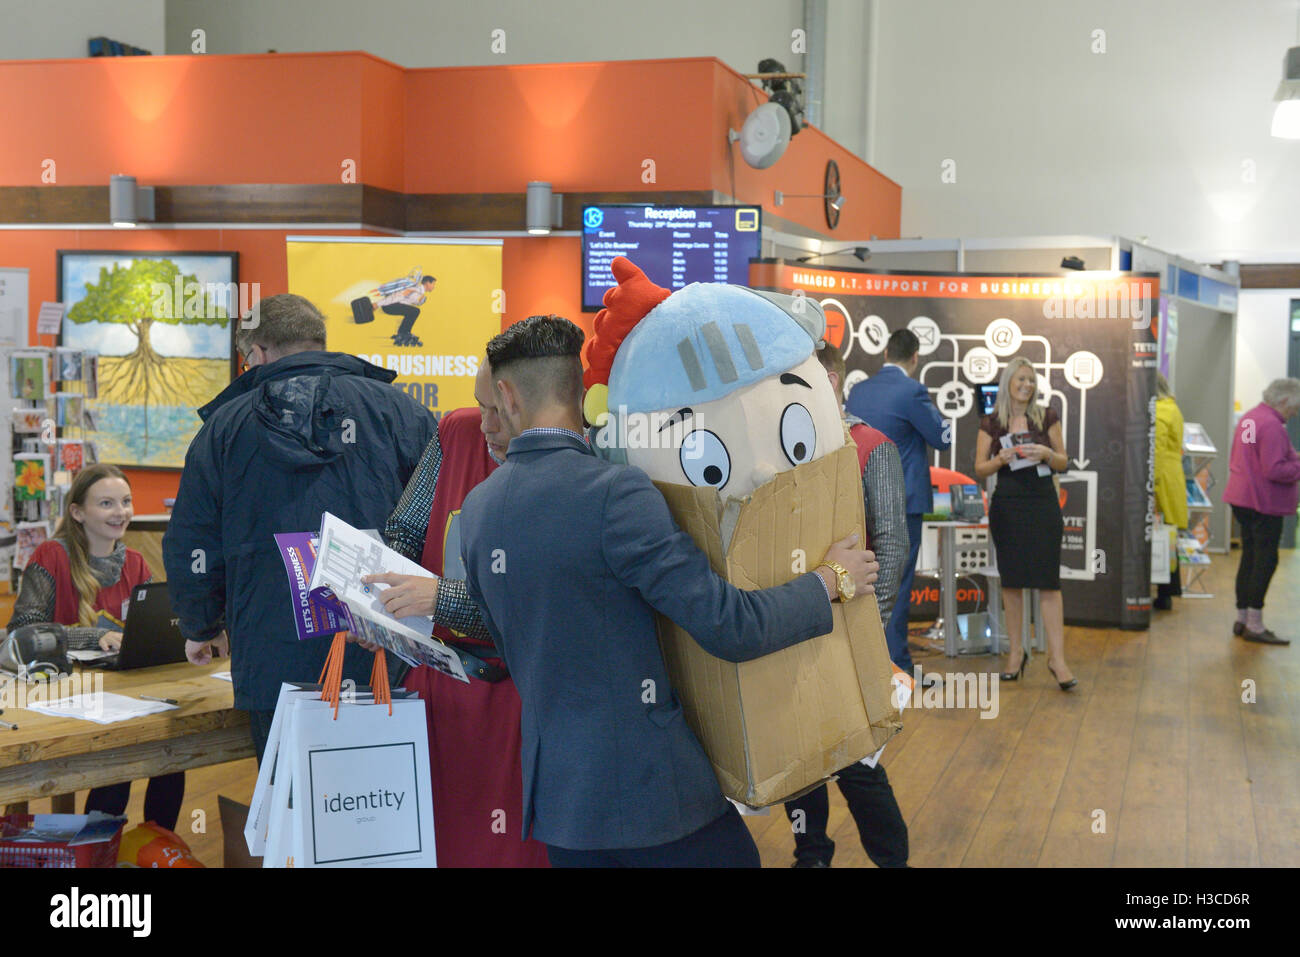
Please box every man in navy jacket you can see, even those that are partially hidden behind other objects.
[845,328,951,673]
[461,315,878,866]
[163,294,437,762]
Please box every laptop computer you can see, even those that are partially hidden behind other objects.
[110,582,188,670]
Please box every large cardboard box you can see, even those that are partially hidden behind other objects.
[653,443,902,807]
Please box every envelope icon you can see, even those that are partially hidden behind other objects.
[914,326,936,346]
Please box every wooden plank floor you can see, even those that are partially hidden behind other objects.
[753,548,1300,867]
[11,547,1300,867]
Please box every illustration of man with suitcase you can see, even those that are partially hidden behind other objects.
[351,270,437,347]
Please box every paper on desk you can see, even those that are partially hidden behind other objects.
[211,671,233,682]
[24,692,177,724]
[66,648,114,663]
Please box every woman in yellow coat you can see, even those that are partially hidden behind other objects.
[1154,374,1188,609]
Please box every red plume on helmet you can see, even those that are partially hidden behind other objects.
[582,257,671,393]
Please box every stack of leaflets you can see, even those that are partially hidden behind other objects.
[1000,432,1051,476]
[13,521,49,571]
[1177,532,1211,565]
[274,512,468,683]
[8,352,49,401]
[81,353,99,399]
[57,440,84,472]
[13,453,48,501]
[54,348,83,382]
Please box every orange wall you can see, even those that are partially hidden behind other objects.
[501,237,586,336]
[361,55,408,191]
[0,52,402,189]
[404,57,900,238]
[406,59,716,194]
[0,52,899,237]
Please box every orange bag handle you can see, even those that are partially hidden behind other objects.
[317,632,393,718]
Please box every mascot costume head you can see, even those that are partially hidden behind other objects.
[582,257,844,489]
[581,256,898,807]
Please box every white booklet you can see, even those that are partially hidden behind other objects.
[1000,433,1051,476]
[308,512,468,683]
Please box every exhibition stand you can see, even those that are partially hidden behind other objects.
[767,233,1240,551]
[747,235,1239,636]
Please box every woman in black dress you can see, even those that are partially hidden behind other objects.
[974,357,1076,690]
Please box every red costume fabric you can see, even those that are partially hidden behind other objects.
[403,407,549,868]
[27,540,150,625]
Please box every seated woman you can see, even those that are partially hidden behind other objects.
[8,463,184,829]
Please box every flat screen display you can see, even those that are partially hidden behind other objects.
[581,204,762,310]
[977,383,999,416]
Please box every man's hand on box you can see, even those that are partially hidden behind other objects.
[823,533,879,597]
[361,572,439,619]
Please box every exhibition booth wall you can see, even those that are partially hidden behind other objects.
[1,51,903,512]
[775,235,1240,553]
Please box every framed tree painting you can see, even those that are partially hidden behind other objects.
[58,251,240,469]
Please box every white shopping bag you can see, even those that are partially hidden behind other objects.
[246,682,320,857]
[1151,519,1171,585]
[284,695,436,868]
[263,744,296,868]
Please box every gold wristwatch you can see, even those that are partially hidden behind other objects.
[821,561,855,602]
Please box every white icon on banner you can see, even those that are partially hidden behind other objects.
[843,314,889,358]
[961,346,998,384]
[844,368,868,399]
[984,318,1022,356]
[860,315,889,353]
[908,316,941,355]
[1064,351,1103,390]
[936,380,974,418]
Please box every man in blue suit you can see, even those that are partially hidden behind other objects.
[461,315,879,867]
[845,328,951,674]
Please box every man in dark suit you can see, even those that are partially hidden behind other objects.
[461,314,879,867]
[844,328,951,674]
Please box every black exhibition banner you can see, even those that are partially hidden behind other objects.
[751,261,1159,629]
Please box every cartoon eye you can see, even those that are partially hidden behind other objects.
[680,429,731,489]
[781,403,816,466]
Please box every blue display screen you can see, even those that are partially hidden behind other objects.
[581,205,762,310]
[978,383,999,416]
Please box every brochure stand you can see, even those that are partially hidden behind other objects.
[1180,422,1216,598]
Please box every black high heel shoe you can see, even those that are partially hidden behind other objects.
[999,650,1028,681]
[1046,662,1078,691]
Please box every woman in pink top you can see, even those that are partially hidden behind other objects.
[1222,378,1300,644]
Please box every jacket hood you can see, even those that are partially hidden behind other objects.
[200,352,398,468]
